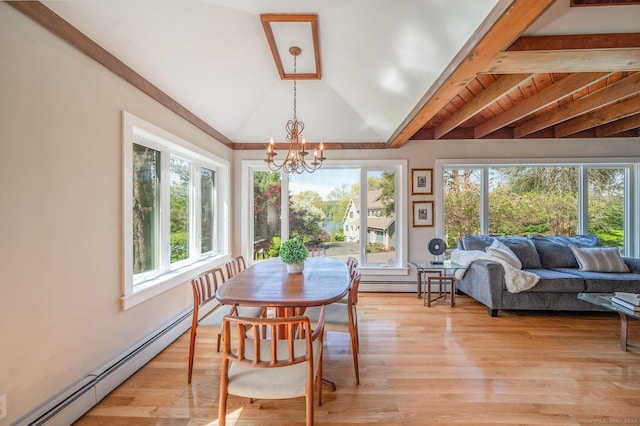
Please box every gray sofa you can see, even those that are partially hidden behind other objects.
[455,234,640,316]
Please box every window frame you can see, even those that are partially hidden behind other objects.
[436,157,639,257]
[122,112,230,309]
[241,159,408,275]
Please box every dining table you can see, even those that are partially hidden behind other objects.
[215,256,352,391]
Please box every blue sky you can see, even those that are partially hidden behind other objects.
[289,168,359,200]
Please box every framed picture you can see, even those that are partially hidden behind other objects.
[411,168,433,195]
[412,201,434,227]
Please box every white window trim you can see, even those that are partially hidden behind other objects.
[241,159,408,275]
[122,111,230,309]
[435,157,639,258]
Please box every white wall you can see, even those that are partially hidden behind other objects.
[0,4,232,424]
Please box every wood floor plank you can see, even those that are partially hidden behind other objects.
[74,294,640,425]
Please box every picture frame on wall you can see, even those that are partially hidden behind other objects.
[412,201,434,227]
[411,168,433,195]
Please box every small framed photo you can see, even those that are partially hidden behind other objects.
[412,201,434,228]
[411,168,433,195]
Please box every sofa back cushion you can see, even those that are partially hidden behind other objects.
[531,235,599,268]
[498,236,542,269]
[568,245,630,273]
[486,239,522,269]
[462,235,542,269]
[462,234,494,251]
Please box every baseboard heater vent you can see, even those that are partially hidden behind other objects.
[15,309,193,426]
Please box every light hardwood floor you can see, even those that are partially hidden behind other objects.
[75,294,640,425]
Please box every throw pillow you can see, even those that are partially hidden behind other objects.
[531,235,598,268]
[486,239,522,269]
[568,245,630,273]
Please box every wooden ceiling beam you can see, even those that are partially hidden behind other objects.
[486,48,640,73]
[387,0,556,148]
[595,112,640,136]
[516,71,640,137]
[555,94,640,137]
[508,33,640,51]
[434,73,532,139]
[475,72,610,138]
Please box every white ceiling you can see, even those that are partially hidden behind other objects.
[39,0,640,145]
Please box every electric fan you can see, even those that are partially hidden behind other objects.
[428,238,446,265]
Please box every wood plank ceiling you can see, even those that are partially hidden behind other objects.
[391,0,640,147]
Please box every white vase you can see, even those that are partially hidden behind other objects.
[286,262,305,274]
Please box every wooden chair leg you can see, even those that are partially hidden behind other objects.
[187,326,197,384]
[216,333,222,352]
[349,322,360,385]
[218,389,228,426]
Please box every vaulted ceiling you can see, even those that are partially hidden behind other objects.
[8,0,640,150]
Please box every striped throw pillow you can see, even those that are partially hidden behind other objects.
[568,245,629,273]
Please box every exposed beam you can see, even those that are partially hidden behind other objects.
[509,33,640,50]
[516,71,640,137]
[7,1,236,148]
[234,142,387,151]
[434,74,532,139]
[387,0,556,148]
[486,48,640,73]
[475,72,610,138]
[555,94,640,137]
[595,112,640,136]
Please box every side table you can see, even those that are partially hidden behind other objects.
[408,261,468,307]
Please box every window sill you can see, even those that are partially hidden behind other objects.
[121,255,227,310]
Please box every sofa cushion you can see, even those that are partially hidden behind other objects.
[530,235,599,269]
[498,237,542,269]
[462,234,494,251]
[486,239,522,269]
[552,268,640,292]
[569,245,630,273]
[523,268,586,293]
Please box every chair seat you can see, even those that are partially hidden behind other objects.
[200,305,264,330]
[228,339,322,399]
[306,304,351,332]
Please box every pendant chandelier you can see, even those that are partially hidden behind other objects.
[265,46,326,174]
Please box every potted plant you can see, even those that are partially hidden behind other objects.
[279,238,309,274]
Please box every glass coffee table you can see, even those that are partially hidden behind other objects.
[408,260,467,307]
[578,292,640,351]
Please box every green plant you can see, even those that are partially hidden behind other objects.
[279,238,308,264]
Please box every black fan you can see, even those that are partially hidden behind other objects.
[428,238,446,265]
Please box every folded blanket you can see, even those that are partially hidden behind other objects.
[450,249,539,293]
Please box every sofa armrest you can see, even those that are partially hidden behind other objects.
[457,259,506,312]
[623,257,640,273]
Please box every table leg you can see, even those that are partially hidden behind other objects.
[619,312,628,351]
[451,278,456,307]
[416,271,422,298]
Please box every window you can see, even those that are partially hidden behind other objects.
[242,160,407,272]
[439,160,637,257]
[123,112,230,309]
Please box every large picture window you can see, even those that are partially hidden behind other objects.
[439,160,637,257]
[242,160,407,271]
[123,112,229,308]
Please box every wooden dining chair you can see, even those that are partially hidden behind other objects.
[218,306,326,426]
[346,256,358,273]
[306,269,362,384]
[188,267,264,383]
[224,255,246,280]
[307,246,325,257]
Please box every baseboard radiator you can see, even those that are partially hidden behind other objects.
[15,309,193,426]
